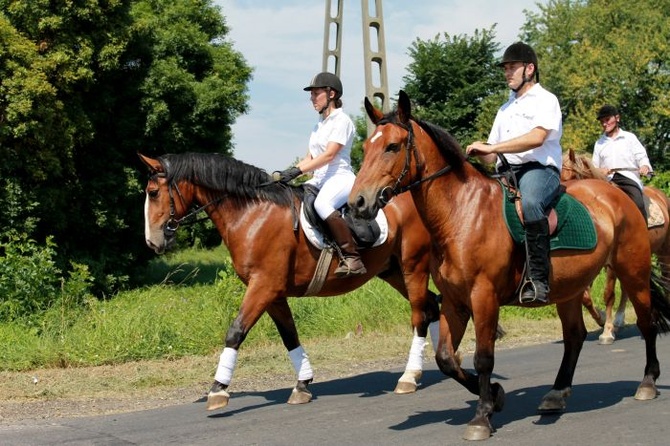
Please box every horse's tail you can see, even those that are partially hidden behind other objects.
[650,265,670,334]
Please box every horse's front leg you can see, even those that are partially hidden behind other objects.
[461,299,504,441]
[539,297,586,413]
[206,288,271,411]
[395,289,441,395]
[599,267,619,344]
[581,285,605,327]
[265,298,314,405]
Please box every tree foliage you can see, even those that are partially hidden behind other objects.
[401,27,502,144]
[521,0,670,168]
[0,0,251,294]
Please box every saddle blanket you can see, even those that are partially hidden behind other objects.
[503,189,597,251]
[300,205,389,250]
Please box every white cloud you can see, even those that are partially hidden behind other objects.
[218,0,544,171]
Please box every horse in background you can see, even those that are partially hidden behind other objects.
[349,90,670,440]
[562,148,670,344]
[140,152,442,412]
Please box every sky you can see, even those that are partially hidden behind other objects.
[217,0,545,172]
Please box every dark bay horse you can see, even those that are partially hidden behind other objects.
[348,91,670,441]
[140,152,441,411]
[562,148,670,344]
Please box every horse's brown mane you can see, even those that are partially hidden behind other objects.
[562,151,607,180]
[158,152,301,207]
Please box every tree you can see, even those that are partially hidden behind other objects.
[520,0,670,169]
[0,0,251,294]
[401,27,502,145]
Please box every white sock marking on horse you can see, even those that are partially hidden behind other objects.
[406,329,427,371]
[214,347,238,385]
[289,346,314,381]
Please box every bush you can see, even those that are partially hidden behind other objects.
[0,234,61,321]
[0,233,95,323]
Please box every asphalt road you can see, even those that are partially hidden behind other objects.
[3,326,670,446]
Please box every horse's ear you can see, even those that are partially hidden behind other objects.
[364,97,383,124]
[138,153,163,174]
[397,90,411,125]
[568,148,576,163]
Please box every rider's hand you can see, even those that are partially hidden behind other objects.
[275,166,302,183]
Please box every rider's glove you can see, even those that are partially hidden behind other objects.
[276,166,302,183]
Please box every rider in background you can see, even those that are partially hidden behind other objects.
[276,72,366,277]
[592,104,653,221]
[466,42,563,304]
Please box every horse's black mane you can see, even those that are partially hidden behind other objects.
[377,112,469,174]
[158,152,302,207]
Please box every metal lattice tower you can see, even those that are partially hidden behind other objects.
[322,0,390,135]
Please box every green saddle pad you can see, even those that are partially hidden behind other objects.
[502,184,597,251]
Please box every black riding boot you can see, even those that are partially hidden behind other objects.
[325,211,367,278]
[519,218,551,304]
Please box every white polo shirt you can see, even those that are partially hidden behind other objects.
[306,108,355,186]
[593,129,651,190]
[488,83,563,170]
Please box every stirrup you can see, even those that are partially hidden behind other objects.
[334,258,367,278]
[519,279,549,304]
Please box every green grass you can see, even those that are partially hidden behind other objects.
[0,246,613,372]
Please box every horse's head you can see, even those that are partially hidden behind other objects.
[350,90,420,219]
[139,153,190,254]
[561,149,606,181]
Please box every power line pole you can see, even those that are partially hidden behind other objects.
[322,0,390,135]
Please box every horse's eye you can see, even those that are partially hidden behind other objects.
[147,189,158,199]
[386,143,400,153]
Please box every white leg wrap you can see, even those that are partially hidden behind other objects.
[289,346,314,381]
[428,320,440,351]
[214,347,238,385]
[406,332,427,371]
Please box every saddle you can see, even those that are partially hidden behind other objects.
[500,181,597,251]
[300,184,386,249]
[644,195,665,229]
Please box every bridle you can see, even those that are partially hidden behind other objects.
[377,119,453,206]
[151,172,224,240]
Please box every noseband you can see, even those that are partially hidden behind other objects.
[378,120,453,206]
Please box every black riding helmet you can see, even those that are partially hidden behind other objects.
[498,42,540,86]
[596,104,619,120]
[303,72,343,99]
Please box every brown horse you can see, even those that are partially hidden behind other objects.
[348,91,670,441]
[562,149,670,344]
[140,152,442,411]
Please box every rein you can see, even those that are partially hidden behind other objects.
[379,120,452,205]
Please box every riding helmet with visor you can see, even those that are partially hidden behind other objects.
[303,72,343,99]
[498,42,540,84]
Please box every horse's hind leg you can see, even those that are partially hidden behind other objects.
[265,298,314,405]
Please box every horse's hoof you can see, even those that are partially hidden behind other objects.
[206,389,231,411]
[538,388,571,413]
[394,370,421,394]
[287,387,312,405]
[598,333,615,345]
[463,424,492,441]
[634,382,659,400]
